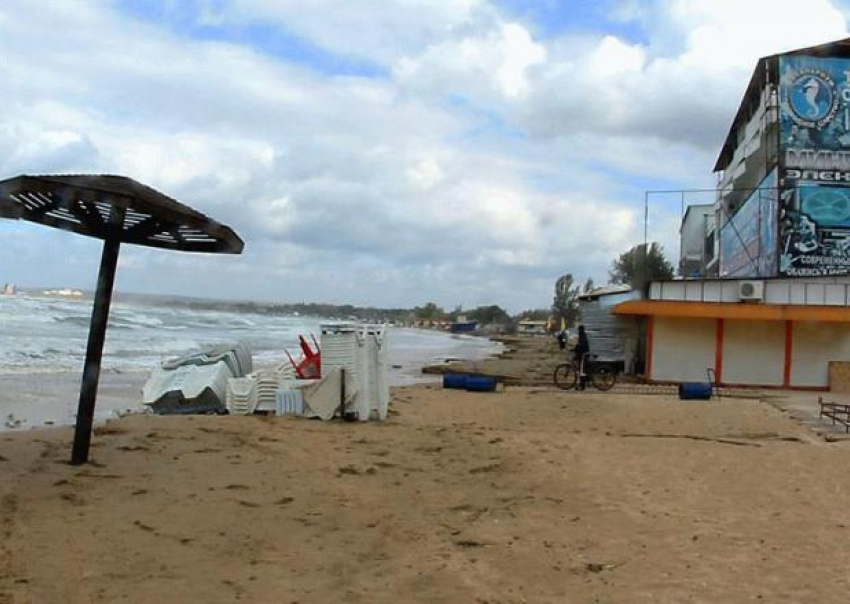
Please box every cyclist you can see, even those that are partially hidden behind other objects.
[574,325,590,390]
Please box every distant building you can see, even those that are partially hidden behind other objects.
[516,320,548,336]
[679,204,715,278]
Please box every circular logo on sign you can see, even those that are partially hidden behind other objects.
[788,69,839,128]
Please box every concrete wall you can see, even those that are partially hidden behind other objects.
[722,320,784,386]
[791,322,850,388]
[651,316,850,388]
[651,276,850,305]
[652,317,716,382]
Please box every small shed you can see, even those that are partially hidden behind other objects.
[516,320,548,335]
[578,285,642,374]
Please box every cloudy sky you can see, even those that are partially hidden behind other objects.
[1,0,849,312]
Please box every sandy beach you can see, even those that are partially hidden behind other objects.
[3,346,850,603]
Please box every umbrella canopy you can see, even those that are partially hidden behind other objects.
[0,174,245,463]
[0,174,242,253]
[0,196,22,219]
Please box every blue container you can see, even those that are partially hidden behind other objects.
[443,373,468,389]
[464,375,498,392]
[678,382,712,400]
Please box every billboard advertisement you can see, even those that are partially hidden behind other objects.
[779,54,850,276]
[719,169,778,277]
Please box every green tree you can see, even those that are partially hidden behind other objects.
[609,242,675,290]
[516,308,550,321]
[414,302,445,320]
[467,305,511,325]
[447,304,464,321]
[551,273,581,326]
[583,277,595,294]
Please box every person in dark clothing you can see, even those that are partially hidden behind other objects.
[574,325,590,390]
[557,329,567,350]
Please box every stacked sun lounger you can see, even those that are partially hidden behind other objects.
[320,322,389,421]
[226,377,259,415]
[276,389,304,416]
[225,365,301,415]
[362,324,390,421]
[253,370,283,412]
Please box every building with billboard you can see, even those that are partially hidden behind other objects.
[711,37,850,278]
[616,38,850,389]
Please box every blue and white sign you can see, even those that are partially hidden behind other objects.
[780,55,850,276]
[788,70,839,128]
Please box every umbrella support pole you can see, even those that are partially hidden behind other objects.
[71,210,124,465]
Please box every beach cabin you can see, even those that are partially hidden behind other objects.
[516,320,548,336]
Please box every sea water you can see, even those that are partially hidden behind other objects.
[0,293,501,384]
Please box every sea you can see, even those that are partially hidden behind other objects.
[0,291,502,384]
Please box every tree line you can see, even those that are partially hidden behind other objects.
[130,241,674,330]
[551,242,674,326]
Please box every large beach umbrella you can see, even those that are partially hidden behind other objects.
[0,174,244,464]
[0,196,22,219]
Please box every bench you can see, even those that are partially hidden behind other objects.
[818,396,850,433]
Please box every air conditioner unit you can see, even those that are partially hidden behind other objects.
[738,280,764,302]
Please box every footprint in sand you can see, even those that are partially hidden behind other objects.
[60,493,85,506]
[133,520,155,532]
[468,462,503,475]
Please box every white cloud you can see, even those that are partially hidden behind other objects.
[218,0,485,63]
[667,0,847,69]
[406,158,444,190]
[394,19,546,99]
[1,0,848,311]
[589,36,646,77]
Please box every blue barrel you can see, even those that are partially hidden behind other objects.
[443,373,468,389]
[678,382,712,400]
[464,375,498,392]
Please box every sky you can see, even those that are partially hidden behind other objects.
[1,0,849,313]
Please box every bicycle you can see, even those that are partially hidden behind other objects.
[553,353,617,391]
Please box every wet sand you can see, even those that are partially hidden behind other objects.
[3,382,850,603]
[0,371,147,429]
